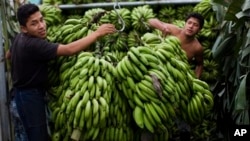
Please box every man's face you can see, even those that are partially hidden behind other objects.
[183,17,201,37]
[21,11,47,39]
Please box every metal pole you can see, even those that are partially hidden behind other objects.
[59,0,201,9]
[0,6,12,141]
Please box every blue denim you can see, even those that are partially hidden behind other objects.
[13,88,49,141]
[10,99,28,141]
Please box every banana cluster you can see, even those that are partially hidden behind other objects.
[193,0,213,19]
[131,5,156,33]
[158,5,176,23]
[112,34,214,137]
[105,8,132,32]
[39,4,63,27]
[198,14,219,40]
[95,88,134,141]
[201,60,219,82]
[57,18,88,44]
[49,52,116,141]
[127,30,143,48]
[191,117,217,140]
[186,77,214,123]
[45,2,219,141]
[102,32,129,51]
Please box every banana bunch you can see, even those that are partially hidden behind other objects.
[193,0,213,19]
[56,17,89,44]
[172,20,185,28]
[114,45,188,134]
[127,30,143,48]
[198,14,219,40]
[163,36,189,63]
[95,88,134,141]
[191,117,217,141]
[102,32,129,51]
[39,4,63,27]
[49,51,116,141]
[114,34,214,137]
[140,32,163,46]
[104,50,127,62]
[152,129,170,141]
[186,77,214,124]
[97,126,134,141]
[201,40,213,59]
[82,8,107,25]
[47,25,63,42]
[201,60,219,82]
[176,5,195,20]
[108,8,132,32]
[158,5,176,23]
[47,57,62,87]
[131,5,156,33]
[203,48,213,60]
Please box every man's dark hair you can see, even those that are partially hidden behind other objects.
[17,3,40,26]
[185,12,204,29]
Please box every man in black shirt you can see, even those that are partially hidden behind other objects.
[6,3,116,141]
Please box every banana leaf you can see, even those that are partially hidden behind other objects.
[211,2,226,23]
[232,72,250,125]
[213,0,248,21]
[225,0,246,21]
[212,0,231,7]
[212,32,236,60]
[241,0,250,11]
[240,43,250,68]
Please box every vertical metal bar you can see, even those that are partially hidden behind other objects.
[0,1,13,141]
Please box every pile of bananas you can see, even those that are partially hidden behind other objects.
[113,34,214,137]
[43,1,219,140]
[48,51,117,141]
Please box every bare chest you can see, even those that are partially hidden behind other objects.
[180,42,197,61]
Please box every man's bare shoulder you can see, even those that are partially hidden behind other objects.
[194,39,203,54]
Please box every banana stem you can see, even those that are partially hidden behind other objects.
[94,41,102,58]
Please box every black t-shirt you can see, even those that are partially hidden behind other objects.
[10,33,59,89]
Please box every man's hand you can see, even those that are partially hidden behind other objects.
[95,24,116,37]
[148,19,171,37]
[162,26,171,37]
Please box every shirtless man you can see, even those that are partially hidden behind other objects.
[148,13,204,78]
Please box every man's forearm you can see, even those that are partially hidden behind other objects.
[148,19,165,30]
[195,65,203,79]
[5,50,11,60]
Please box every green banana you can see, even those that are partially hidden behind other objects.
[143,111,155,133]
[133,93,145,108]
[145,103,162,124]
[84,100,92,120]
[151,101,167,121]
[133,106,144,129]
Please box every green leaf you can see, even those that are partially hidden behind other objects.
[212,0,231,7]
[212,33,236,59]
[233,72,250,124]
[235,10,250,20]
[234,72,248,111]
[225,0,246,21]
[242,0,250,11]
[212,3,226,23]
